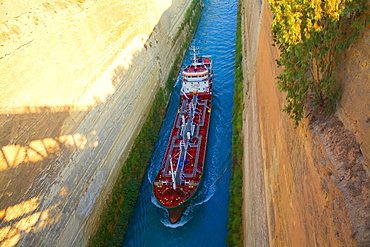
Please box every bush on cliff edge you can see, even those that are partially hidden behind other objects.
[269,0,369,125]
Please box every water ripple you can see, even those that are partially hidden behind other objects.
[122,0,237,246]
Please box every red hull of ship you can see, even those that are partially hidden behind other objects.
[152,52,213,223]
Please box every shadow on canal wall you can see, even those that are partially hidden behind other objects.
[0,0,195,246]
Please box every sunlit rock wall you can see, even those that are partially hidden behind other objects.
[337,27,370,176]
[240,0,270,246]
[242,0,369,246]
[0,0,193,246]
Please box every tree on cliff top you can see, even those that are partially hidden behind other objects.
[269,0,368,125]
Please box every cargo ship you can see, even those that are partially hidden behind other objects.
[152,47,213,224]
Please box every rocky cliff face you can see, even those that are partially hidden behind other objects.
[242,0,369,246]
[0,0,193,246]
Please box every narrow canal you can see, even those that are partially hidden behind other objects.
[122,0,238,245]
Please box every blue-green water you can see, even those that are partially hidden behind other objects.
[122,0,237,246]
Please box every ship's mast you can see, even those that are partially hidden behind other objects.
[190,45,200,66]
[169,157,176,190]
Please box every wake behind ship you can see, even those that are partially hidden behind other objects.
[152,47,213,224]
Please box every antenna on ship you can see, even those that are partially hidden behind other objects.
[190,45,200,65]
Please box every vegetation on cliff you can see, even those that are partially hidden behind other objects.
[89,0,203,246]
[227,2,244,246]
[269,0,369,124]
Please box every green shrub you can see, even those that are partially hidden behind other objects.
[227,1,244,247]
[89,1,203,246]
[269,0,369,125]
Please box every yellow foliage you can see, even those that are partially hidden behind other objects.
[269,0,350,45]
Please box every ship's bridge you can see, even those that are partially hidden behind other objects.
[182,65,210,93]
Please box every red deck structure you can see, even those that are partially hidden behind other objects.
[153,48,213,223]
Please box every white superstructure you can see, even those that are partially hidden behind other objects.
[181,47,212,94]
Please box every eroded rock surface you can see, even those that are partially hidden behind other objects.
[0,0,193,246]
[242,0,369,246]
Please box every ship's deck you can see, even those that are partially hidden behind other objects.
[153,55,213,209]
[153,92,212,208]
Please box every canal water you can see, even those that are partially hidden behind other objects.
[122,0,237,246]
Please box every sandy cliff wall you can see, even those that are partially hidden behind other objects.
[0,0,193,246]
[240,0,270,246]
[242,0,369,246]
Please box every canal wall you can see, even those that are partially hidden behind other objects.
[0,0,194,246]
[242,0,370,246]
